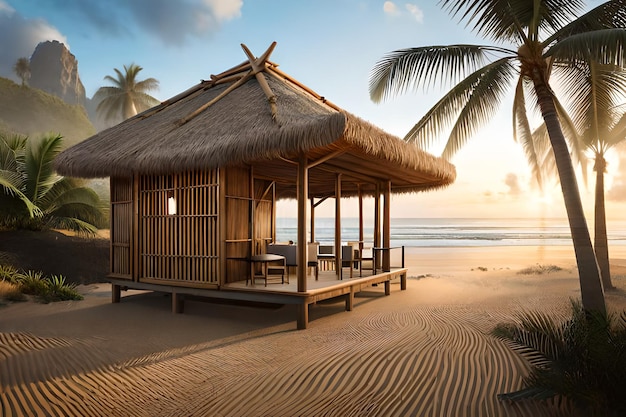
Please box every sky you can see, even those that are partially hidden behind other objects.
[1,0,624,220]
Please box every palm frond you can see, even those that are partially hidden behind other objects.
[401,58,515,158]
[513,77,545,189]
[134,77,160,92]
[0,175,41,218]
[23,134,63,203]
[44,216,99,236]
[440,0,584,42]
[369,44,513,103]
[546,0,626,45]
[548,29,626,67]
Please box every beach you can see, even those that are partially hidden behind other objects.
[2,245,626,416]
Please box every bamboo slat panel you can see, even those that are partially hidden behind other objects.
[224,166,252,282]
[110,177,132,278]
[138,170,219,285]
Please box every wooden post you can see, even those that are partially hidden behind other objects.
[297,303,308,330]
[310,198,315,243]
[383,180,391,272]
[335,173,342,279]
[172,291,184,313]
[272,182,276,243]
[346,290,354,311]
[374,183,381,271]
[132,175,139,281]
[297,154,308,293]
[112,284,121,303]
[358,184,364,263]
[218,168,227,286]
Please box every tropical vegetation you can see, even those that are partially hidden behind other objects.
[493,301,626,416]
[0,132,107,235]
[0,76,95,148]
[529,63,626,290]
[370,0,626,314]
[93,63,160,123]
[0,265,82,304]
[13,57,30,86]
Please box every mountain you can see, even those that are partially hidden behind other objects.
[0,76,95,148]
[29,41,87,107]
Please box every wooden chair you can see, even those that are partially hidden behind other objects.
[307,242,319,280]
[340,244,354,279]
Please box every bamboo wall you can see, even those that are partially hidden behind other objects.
[110,167,275,287]
[110,177,133,279]
[138,170,219,286]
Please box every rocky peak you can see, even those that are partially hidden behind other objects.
[29,41,86,106]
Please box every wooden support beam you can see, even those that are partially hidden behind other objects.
[383,180,391,272]
[374,183,381,270]
[346,291,354,311]
[335,173,342,279]
[297,154,308,292]
[132,175,139,281]
[313,195,331,208]
[310,198,315,243]
[297,304,308,330]
[307,149,346,169]
[172,292,184,314]
[384,281,391,296]
[112,284,121,303]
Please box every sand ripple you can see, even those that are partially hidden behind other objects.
[0,298,577,417]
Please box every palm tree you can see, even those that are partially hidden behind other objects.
[93,63,160,122]
[0,133,107,235]
[530,63,626,290]
[13,57,30,86]
[370,0,626,314]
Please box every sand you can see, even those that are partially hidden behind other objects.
[2,245,626,417]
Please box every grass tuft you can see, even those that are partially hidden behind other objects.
[517,264,563,275]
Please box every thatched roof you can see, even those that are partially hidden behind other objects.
[55,42,455,198]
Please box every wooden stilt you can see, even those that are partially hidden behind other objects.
[346,291,354,311]
[383,180,391,272]
[335,173,342,279]
[297,154,308,292]
[112,284,121,303]
[172,291,184,313]
[297,304,308,329]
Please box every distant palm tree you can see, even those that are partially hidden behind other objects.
[529,63,626,290]
[0,133,107,235]
[370,0,626,314]
[13,57,30,86]
[93,63,160,122]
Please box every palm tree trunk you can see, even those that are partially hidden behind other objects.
[531,75,606,315]
[594,155,613,290]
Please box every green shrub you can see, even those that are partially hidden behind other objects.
[40,274,83,302]
[517,264,563,275]
[493,300,626,416]
[0,264,24,283]
[18,270,48,296]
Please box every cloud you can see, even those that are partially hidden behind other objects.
[405,4,424,22]
[504,173,522,196]
[46,0,242,46]
[0,3,67,81]
[383,1,399,15]
[383,2,424,22]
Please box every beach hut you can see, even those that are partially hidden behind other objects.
[55,43,456,328]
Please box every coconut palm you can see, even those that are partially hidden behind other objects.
[0,132,107,235]
[13,57,30,86]
[530,63,626,290]
[93,63,160,122]
[370,0,626,314]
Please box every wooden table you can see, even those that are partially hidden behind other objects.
[248,254,286,286]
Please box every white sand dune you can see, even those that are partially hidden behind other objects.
[1,246,625,416]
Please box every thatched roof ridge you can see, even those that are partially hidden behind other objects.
[55,42,455,194]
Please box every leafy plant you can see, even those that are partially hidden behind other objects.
[0,264,24,283]
[0,132,108,235]
[41,274,83,302]
[18,270,48,296]
[493,300,626,416]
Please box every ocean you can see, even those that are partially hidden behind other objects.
[275,217,626,248]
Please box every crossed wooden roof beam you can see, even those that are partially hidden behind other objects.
[177,42,278,126]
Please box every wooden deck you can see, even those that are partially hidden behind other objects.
[109,268,407,329]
